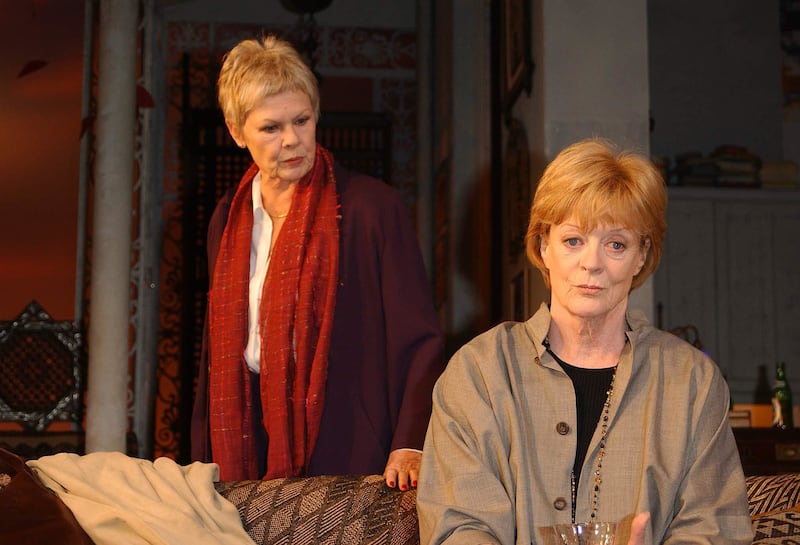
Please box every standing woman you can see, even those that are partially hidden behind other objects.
[416,138,752,545]
[191,35,445,490]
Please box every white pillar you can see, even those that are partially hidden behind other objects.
[85,0,139,453]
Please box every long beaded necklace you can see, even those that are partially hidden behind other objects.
[570,366,617,523]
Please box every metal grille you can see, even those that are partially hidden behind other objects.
[0,301,84,432]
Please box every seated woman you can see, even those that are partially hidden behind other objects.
[416,138,753,545]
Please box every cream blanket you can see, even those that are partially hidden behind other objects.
[27,452,255,545]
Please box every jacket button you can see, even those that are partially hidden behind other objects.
[556,422,570,435]
[553,497,568,510]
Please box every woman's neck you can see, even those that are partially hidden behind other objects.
[259,175,296,217]
[546,306,628,368]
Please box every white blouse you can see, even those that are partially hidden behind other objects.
[244,173,272,373]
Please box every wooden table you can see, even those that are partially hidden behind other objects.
[732,427,800,475]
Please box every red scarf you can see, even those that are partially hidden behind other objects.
[208,145,339,481]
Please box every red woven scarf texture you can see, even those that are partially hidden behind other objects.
[208,145,339,480]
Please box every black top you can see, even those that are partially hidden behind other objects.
[547,348,616,485]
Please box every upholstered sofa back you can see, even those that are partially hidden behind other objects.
[216,474,419,545]
[217,473,800,545]
[3,441,799,545]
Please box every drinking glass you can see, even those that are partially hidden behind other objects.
[554,522,617,545]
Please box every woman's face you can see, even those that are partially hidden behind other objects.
[541,217,648,322]
[227,89,316,185]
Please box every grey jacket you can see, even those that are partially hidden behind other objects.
[417,303,752,545]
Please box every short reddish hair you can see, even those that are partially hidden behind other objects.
[525,138,667,291]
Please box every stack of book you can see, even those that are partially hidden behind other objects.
[710,145,760,188]
[674,152,718,186]
[673,145,761,187]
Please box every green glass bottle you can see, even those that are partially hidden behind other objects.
[772,362,794,429]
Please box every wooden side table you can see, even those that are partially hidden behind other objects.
[732,427,800,475]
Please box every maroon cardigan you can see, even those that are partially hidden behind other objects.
[191,163,446,476]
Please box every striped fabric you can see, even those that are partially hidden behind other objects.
[747,473,800,517]
[216,475,419,545]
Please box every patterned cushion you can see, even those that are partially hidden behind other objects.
[215,475,419,545]
[747,474,800,517]
[752,507,800,545]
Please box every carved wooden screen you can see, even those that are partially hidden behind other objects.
[317,111,393,184]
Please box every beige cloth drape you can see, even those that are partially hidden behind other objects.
[27,452,254,545]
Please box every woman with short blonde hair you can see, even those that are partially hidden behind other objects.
[217,35,320,134]
[192,35,444,491]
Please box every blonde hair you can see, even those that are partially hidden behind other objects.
[525,138,667,291]
[217,35,320,133]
